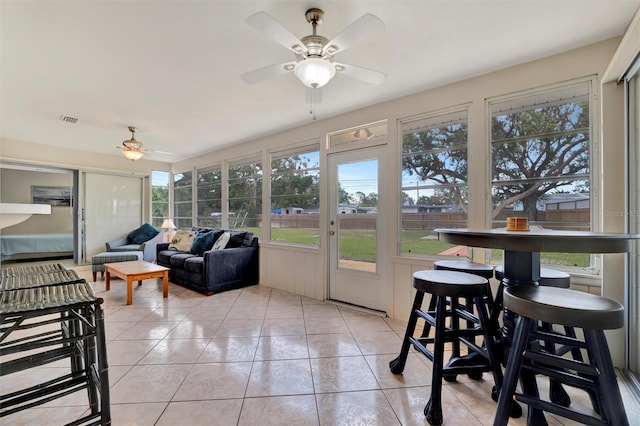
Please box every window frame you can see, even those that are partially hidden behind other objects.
[226,155,263,235]
[486,76,599,273]
[398,106,470,258]
[196,164,223,228]
[268,142,321,247]
[151,170,169,228]
[172,170,193,230]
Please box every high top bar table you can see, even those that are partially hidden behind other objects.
[435,226,640,424]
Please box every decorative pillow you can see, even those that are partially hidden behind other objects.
[210,231,230,251]
[190,231,215,256]
[127,222,160,244]
[226,231,251,248]
[209,229,226,245]
[168,230,197,252]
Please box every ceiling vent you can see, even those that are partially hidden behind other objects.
[59,115,78,124]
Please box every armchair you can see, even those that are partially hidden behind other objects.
[105,222,163,262]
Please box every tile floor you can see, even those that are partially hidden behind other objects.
[1,261,636,425]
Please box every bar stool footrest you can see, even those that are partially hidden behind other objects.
[516,394,608,426]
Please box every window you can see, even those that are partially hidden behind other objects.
[151,170,169,228]
[489,80,592,267]
[400,109,469,256]
[227,157,262,236]
[269,145,320,245]
[196,165,222,228]
[173,170,193,229]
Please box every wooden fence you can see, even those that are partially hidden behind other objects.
[268,208,590,231]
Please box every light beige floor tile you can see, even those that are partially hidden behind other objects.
[304,316,350,334]
[306,333,362,358]
[226,303,268,319]
[365,353,433,388]
[246,359,314,397]
[104,320,137,340]
[265,304,304,318]
[108,365,134,387]
[106,339,160,365]
[302,303,341,318]
[140,306,196,321]
[255,335,309,360]
[268,293,302,306]
[260,318,307,336]
[301,296,324,305]
[110,364,192,403]
[112,321,180,340]
[344,314,394,332]
[316,390,400,426]
[165,319,222,338]
[384,385,483,426]
[310,356,379,393]
[138,338,209,364]
[157,399,243,426]
[198,291,239,306]
[239,395,319,426]
[173,362,253,400]
[353,330,403,355]
[103,306,155,321]
[214,318,264,337]
[185,306,230,321]
[384,317,411,332]
[110,402,167,425]
[6,278,637,425]
[198,337,259,362]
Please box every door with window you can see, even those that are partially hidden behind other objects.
[328,146,386,311]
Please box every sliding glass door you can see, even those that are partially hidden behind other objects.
[626,57,640,387]
[82,172,144,260]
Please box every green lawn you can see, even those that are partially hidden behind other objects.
[245,227,590,267]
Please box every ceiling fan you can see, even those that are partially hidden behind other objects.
[117,126,171,161]
[241,7,387,111]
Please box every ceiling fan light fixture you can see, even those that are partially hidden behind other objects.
[122,148,144,161]
[119,126,146,161]
[294,57,335,88]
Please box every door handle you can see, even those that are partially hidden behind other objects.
[329,230,335,236]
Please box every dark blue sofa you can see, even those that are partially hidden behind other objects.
[156,227,259,295]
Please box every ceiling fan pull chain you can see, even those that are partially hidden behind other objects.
[310,86,317,120]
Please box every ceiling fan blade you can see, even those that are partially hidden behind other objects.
[334,62,386,85]
[323,14,384,55]
[151,150,173,155]
[240,61,297,85]
[246,12,307,54]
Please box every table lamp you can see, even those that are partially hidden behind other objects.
[160,219,177,243]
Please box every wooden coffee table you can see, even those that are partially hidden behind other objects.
[104,260,169,305]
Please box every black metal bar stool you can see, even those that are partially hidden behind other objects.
[496,266,589,408]
[494,286,628,426]
[390,269,502,425]
[433,260,496,379]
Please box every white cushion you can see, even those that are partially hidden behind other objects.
[211,231,230,251]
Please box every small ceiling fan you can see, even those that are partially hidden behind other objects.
[241,8,386,91]
[117,126,171,161]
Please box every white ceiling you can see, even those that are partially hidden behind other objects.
[2,0,639,162]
